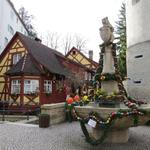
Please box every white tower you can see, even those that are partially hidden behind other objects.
[126,0,150,102]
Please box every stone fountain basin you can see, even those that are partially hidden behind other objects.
[75,104,150,143]
[74,104,150,129]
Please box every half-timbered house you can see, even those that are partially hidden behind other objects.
[0,32,98,109]
[66,47,98,80]
[0,32,70,108]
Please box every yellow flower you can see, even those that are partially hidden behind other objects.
[82,95,89,101]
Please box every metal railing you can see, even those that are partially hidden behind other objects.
[0,101,40,122]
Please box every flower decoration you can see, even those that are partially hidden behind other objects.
[66,97,74,104]
[100,75,105,81]
[74,95,80,102]
[82,95,89,102]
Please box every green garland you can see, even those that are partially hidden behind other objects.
[71,106,150,145]
[79,118,115,145]
[65,42,150,145]
[133,115,139,126]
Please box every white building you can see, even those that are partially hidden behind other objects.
[0,0,28,52]
[126,0,150,102]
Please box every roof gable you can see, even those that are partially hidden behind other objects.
[66,47,98,69]
[0,32,69,76]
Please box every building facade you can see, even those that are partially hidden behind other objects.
[66,47,98,81]
[126,0,150,102]
[0,32,96,109]
[0,0,28,53]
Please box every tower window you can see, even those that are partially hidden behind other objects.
[134,81,141,84]
[135,55,143,58]
[132,0,140,5]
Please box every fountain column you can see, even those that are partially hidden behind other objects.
[99,17,119,94]
[101,45,119,94]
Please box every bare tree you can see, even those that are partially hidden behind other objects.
[44,32,87,53]
[63,34,73,55]
[45,32,60,50]
[62,34,87,54]
[18,7,37,38]
[74,34,86,51]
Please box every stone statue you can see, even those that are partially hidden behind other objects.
[100,17,114,43]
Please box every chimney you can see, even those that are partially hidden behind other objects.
[89,50,93,60]
[35,37,42,43]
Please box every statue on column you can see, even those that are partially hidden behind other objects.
[94,17,127,101]
[100,17,114,44]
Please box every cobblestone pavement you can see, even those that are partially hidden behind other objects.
[0,122,150,150]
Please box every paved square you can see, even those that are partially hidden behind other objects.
[0,122,150,150]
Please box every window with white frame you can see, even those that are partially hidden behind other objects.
[24,80,39,94]
[88,73,92,80]
[8,24,14,35]
[10,11,14,20]
[12,53,22,65]
[4,37,8,47]
[11,80,21,94]
[44,80,52,93]
[84,72,88,80]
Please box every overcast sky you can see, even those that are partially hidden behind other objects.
[11,0,124,61]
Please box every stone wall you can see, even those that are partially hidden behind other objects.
[41,103,66,125]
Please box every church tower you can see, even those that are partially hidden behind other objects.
[126,0,150,102]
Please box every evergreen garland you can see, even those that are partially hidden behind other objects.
[100,73,117,81]
[71,106,150,145]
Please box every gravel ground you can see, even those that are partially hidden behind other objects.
[0,122,149,150]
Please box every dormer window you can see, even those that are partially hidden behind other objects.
[12,53,22,65]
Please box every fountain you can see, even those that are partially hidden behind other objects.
[73,17,150,144]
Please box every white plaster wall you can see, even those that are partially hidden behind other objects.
[0,0,4,50]
[127,41,150,102]
[126,0,150,47]
[126,0,150,102]
[0,0,28,52]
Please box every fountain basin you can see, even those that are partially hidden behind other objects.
[74,104,150,143]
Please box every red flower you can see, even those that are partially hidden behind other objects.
[74,95,80,102]
[67,97,74,104]
[111,112,116,117]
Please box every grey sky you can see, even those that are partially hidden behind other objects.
[12,0,124,61]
